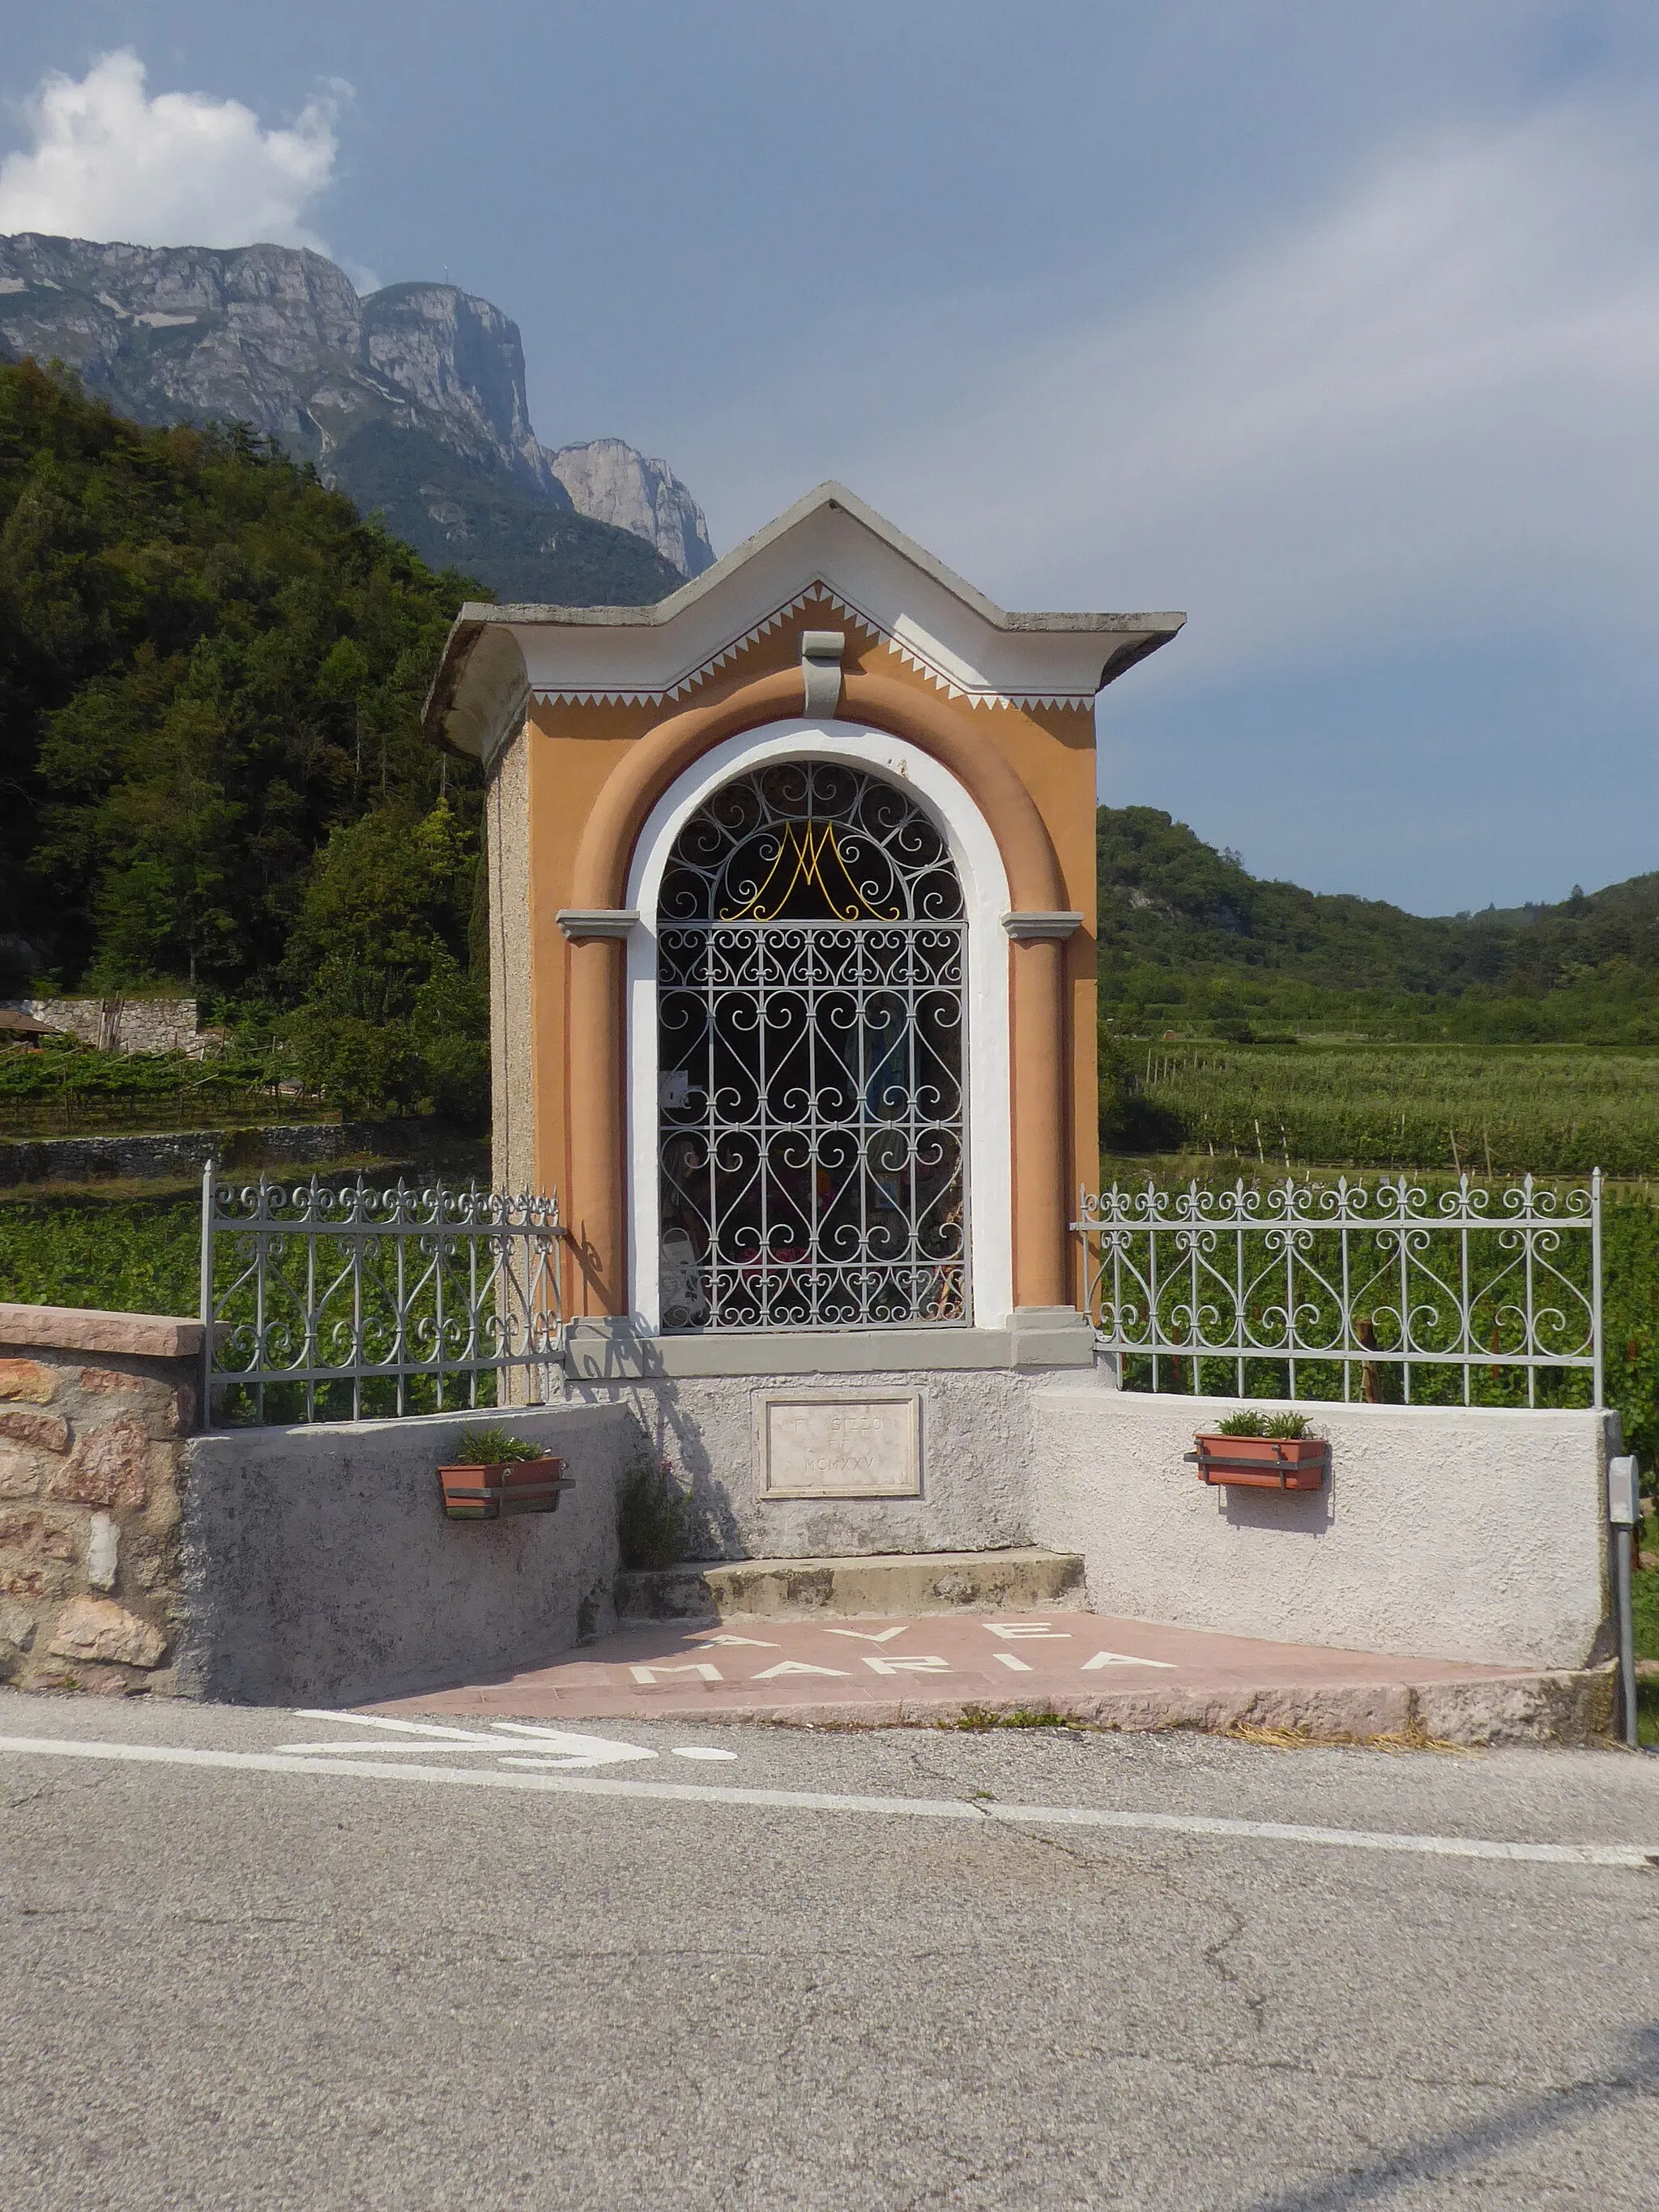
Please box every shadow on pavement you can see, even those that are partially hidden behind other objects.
[1248,2023,1659,2210]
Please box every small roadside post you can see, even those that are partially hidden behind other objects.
[199,1155,215,1433]
[1608,1454,1640,1749]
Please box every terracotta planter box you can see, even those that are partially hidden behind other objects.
[439,1456,571,1522]
[1191,1433,1328,1492]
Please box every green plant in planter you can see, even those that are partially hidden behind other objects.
[447,1424,546,1465]
[1213,1409,1313,1439]
[617,1450,698,1570]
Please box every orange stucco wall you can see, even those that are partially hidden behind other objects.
[516,590,1098,1317]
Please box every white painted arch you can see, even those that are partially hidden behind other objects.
[624,719,1013,1333]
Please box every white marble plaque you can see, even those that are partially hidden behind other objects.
[756,1391,922,1499]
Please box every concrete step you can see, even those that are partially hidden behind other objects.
[615,1547,1086,1625]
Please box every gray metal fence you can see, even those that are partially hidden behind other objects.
[200,1164,565,1424]
[1074,1172,1601,1407]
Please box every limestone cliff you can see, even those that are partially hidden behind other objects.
[546,438,714,580]
[0,233,713,596]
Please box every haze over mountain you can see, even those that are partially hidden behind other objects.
[0,233,714,604]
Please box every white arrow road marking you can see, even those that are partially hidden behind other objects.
[292,1711,494,1741]
[288,1715,658,1770]
[1081,1651,1178,1670]
[281,1740,497,1755]
[1,1737,1653,1870]
[486,1723,656,1769]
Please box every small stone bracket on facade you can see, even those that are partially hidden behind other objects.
[800,630,846,719]
[1001,911,1085,940]
[556,908,640,942]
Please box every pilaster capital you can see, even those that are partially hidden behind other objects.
[557,908,638,942]
[1001,910,1084,941]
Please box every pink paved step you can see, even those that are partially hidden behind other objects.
[364,1612,1613,1747]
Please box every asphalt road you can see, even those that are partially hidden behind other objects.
[2,1690,1657,2210]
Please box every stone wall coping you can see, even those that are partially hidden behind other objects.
[186,1398,629,1452]
[0,1302,204,1358]
[1091,1387,1615,1433]
[562,1313,1099,1379]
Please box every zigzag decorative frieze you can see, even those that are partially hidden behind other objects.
[530,583,1094,712]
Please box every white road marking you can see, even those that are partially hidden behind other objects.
[1,1734,1653,1870]
[985,1624,1072,1640]
[863,1656,950,1674]
[292,1711,493,1740]
[992,1652,1034,1672]
[752,1660,848,1680]
[287,1720,658,1769]
[629,1662,723,1685]
[672,1746,740,1761]
[483,1724,656,1767]
[280,1740,496,1756]
[693,1635,778,1648]
[825,1627,910,1643]
[1081,1651,1178,1671]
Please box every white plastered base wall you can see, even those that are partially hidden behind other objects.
[1029,1390,1613,1671]
[561,1365,1610,1669]
[567,1363,1109,1562]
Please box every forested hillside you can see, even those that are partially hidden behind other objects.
[0,235,714,596]
[0,359,487,1114]
[10,353,1657,1140]
[1099,806,1659,1042]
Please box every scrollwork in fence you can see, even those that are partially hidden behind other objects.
[1074,1172,1601,1407]
[200,1166,565,1424]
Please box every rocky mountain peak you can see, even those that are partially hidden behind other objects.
[0,232,714,594]
[546,438,714,583]
[360,281,549,495]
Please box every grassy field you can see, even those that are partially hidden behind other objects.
[0,1039,326,1139]
[1120,1041,1659,1177]
[0,1189,202,1314]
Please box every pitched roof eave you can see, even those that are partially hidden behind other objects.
[422,481,1184,754]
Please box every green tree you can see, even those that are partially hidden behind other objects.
[0,357,483,1001]
[279,801,488,1121]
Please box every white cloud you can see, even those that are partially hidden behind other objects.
[907,105,1659,684]
[0,49,344,253]
[700,99,1659,690]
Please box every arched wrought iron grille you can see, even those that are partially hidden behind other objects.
[656,762,967,1330]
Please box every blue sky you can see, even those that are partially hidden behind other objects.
[3,2,1657,916]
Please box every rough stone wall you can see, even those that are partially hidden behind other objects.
[0,1340,195,1697]
[486,728,535,1199]
[6,997,203,1056]
[0,1118,485,1187]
